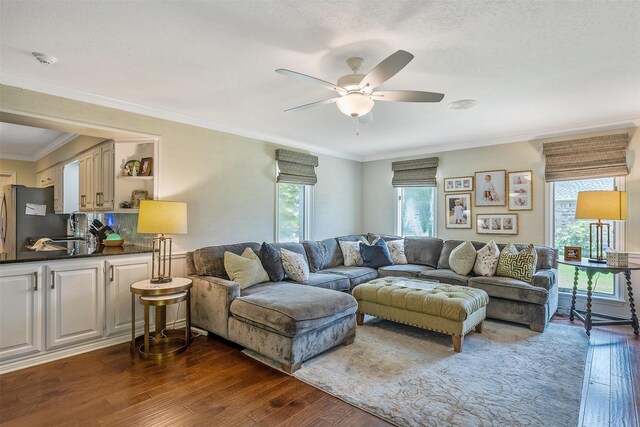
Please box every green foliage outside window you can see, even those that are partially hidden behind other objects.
[400,187,435,236]
[278,183,304,242]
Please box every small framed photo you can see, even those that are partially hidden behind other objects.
[564,246,582,261]
[139,157,153,176]
[475,170,506,206]
[476,213,518,235]
[131,190,149,208]
[445,193,472,229]
[444,176,474,193]
[508,170,533,210]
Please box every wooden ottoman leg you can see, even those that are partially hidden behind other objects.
[452,335,463,352]
[356,311,364,325]
[475,321,484,333]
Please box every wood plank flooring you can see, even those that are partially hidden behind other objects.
[1,318,638,426]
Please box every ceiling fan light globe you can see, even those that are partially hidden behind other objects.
[336,93,374,118]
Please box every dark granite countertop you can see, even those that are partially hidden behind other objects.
[1,241,152,264]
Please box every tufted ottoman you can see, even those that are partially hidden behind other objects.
[352,277,489,352]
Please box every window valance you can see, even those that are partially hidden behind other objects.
[391,157,438,187]
[543,132,629,182]
[276,149,319,185]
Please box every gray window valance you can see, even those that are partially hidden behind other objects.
[391,157,439,187]
[542,132,629,182]
[276,149,319,185]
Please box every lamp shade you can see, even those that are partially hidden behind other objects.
[336,93,374,118]
[137,200,188,234]
[575,191,627,221]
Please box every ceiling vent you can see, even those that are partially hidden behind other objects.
[32,52,57,65]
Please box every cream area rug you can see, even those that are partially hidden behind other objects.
[293,317,588,427]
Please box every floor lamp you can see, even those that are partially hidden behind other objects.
[575,190,626,263]
[137,200,188,283]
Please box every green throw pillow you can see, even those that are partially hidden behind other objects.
[449,241,477,276]
[496,243,538,283]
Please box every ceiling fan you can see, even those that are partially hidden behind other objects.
[276,50,444,124]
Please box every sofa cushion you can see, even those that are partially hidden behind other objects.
[230,283,357,337]
[404,237,444,268]
[449,241,477,275]
[360,240,393,269]
[193,242,261,278]
[386,239,408,265]
[419,269,471,287]
[437,240,486,270]
[496,243,537,283]
[378,264,434,278]
[280,248,310,282]
[259,242,285,282]
[319,266,378,288]
[297,272,351,291]
[302,238,342,272]
[223,248,270,289]
[367,233,403,243]
[469,276,549,305]
[473,240,500,277]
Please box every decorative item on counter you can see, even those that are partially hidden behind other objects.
[120,201,133,209]
[139,157,153,176]
[131,190,149,208]
[123,159,141,176]
[606,249,628,267]
[89,219,115,243]
[563,246,582,262]
[103,233,125,247]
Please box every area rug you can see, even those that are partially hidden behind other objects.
[292,318,588,427]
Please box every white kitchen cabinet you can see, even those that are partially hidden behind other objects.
[36,168,53,188]
[46,260,104,350]
[52,164,64,213]
[105,255,151,336]
[97,141,115,210]
[0,264,43,361]
[78,151,95,211]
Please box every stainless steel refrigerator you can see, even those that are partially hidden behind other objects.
[1,185,67,259]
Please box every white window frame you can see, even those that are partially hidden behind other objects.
[545,177,626,302]
[394,186,438,237]
[275,183,313,242]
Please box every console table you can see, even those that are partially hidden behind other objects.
[558,259,640,337]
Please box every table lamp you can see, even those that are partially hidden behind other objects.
[575,190,626,263]
[137,200,188,283]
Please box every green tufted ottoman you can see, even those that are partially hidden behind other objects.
[352,277,489,352]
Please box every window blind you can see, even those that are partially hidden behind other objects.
[276,149,319,185]
[391,157,439,187]
[543,133,629,182]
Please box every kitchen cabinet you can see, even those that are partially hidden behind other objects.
[0,264,43,361]
[79,142,115,211]
[52,164,64,213]
[36,168,53,188]
[46,260,104,350]
[105,255,151,336]
[78,150,95,211]
[98,142,115,210]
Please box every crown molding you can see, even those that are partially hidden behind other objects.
[33,132,78,161]
[0,153,35,162]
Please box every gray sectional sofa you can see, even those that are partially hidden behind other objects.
[186,234,558,371]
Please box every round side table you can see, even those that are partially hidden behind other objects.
[130,278,192,360]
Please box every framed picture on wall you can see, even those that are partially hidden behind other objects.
[444,176,474,193]
[476,213,518,235]
[508,170,532,210]
[445,193,472,229]
[475,170,506,206]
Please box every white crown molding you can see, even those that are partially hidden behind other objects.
[0,73,363,162]
[33,132,78,161]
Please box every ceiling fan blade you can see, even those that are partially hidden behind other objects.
[284,97,341,112]
[371,90,444,103]
[276,69,345,94]
[358,50,414,91]
[358,111,373,124]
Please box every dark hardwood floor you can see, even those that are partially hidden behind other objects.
[1,318,638,426]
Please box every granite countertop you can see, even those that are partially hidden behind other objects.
[1,241,152,264]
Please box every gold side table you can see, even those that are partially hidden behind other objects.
[130,278,192,359]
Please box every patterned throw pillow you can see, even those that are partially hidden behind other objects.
[386,239,408,265]
[449,241,477,276]
[339,240,366,267]
[224,248,270,289]
[280,248,310,282]
[496,243,538,283]
[473,240,500,277]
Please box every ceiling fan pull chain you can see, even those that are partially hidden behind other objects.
[354,117,360,136]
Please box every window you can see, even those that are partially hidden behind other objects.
[396,187,436,237]
[552,177,621,296]
[277,183,310,242]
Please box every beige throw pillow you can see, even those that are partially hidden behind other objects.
[449,241,477,276]
[224,248,270,289]
[280,248,310,282]
[339,240,365,267]
[473,240,500,276]
[386,239,407,265]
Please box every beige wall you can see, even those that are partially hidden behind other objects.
[0,85,362,252]
[36,135,106,172]
[0,158,37,186]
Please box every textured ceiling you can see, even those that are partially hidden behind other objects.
[0,122,72,160]
[1,1,639,161]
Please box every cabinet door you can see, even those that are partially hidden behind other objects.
[0,265,43,361]
[78,155,89,210]
[36,171,46,188]
[46,260,104,350]
[100,143,115,210]
[105,256,151,336]
[53,164,64,213]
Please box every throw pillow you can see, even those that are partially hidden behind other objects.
[449,241,477,276]
[259,242,285,282]
[339,240,366,267]
[386,239,408,264]
[224,248,270,289]
[359,240,393,268]
[496,243,538,283]
[280,248,310,282]
[473,240,500,276]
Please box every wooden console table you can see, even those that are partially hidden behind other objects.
[558,259,640,337]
